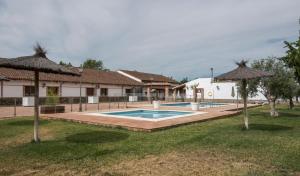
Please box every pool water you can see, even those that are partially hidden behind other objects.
[161,102,227,107]
[103,110,193,119]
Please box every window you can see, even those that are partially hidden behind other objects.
[47,87,59,96]
[86,88,95,96]
[24,86,35,96]
[125,89,132,95]
[100,88,108,96]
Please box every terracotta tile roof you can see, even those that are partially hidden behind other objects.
[0,67,143,86]
[120,70,178,83]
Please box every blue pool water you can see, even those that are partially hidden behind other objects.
[161,102,227,107]
[103,110,193,119]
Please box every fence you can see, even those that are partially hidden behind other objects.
[0,94,250,118]
[0,95,178,118]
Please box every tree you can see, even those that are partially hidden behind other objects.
[283,39,300,82]
[189,83,199,103]
[81,59,109,71]
[248,57,293,116]
[281,73,299,109]
[296,88,300,103]
[179,77,189,84]
[59,61,73,67]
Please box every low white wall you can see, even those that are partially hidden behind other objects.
[2,80,35,97]
[100,85,132,96]
[60,83,95,97]
[2,81,60,97]
[1,80,134,97]
[185,78,266,101]
[3,85,23,97]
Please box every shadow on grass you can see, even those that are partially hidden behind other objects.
[15,140,117,161]
[7,120,50,126]
[248,109,271,116]
[66,130,129,144]
[278,112,300,118]
[249,124,293,131]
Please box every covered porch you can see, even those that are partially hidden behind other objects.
[144,82,177,101]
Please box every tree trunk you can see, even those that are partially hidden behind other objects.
[242,79,248,130]
[296,96,299,103]
[269,98,278,117]
[236,89,239,111]
[33,71,40,142]
[193,88,197,103]
[289,97,294,109]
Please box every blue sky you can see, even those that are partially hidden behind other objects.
[0,0,299,80]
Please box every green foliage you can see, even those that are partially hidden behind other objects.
[281,74,299,100]
[283,39,300,83]
[45,89,59,106]
[0,105,299,175]
[59,61,73,67]
[179,77,189,84]
[81,59,109,71]
[189,83,199,102]
[247,57,295,101]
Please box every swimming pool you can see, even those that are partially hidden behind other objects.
[87,109,205,121]
[161,102,228,108]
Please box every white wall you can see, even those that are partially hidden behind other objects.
[1,80,134,97]
[100,85,132,96]
[61,83,96,97]
[3,84,23,97]
[2,80,58,97]
[3,80,33,97]
[185,78,266,101]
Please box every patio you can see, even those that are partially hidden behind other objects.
[42,103,260,131]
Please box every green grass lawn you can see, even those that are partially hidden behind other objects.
[0,105,299,176]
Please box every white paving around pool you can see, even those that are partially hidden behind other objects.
[84,109,207,122]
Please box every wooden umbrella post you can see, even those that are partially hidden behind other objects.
[242,79,248,130]
[34,71,40,142]
[236,86,239,111]
[214,60,272,130]
[0,44,80,143]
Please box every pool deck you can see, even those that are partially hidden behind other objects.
[42,103,260,131]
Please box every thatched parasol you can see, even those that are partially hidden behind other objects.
[0,44,79,142]
[215,60,272,129]
[0,75,9,81]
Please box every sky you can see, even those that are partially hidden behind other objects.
[0,0,299,80]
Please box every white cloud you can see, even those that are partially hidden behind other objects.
[0,0,299,79]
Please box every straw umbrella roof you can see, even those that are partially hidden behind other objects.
[0,75,9,81]
[0,44,79,142]
[215,60,272,81]
[0,59,9,81]
[0,58,8,63]
[0,45,79,76]
[214,60,273,130]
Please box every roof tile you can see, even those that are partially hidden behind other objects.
[0,67,143,86]
[120,70,177,83]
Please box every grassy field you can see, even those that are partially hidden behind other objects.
[0,105,299,176]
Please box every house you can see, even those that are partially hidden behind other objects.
[0,67,143,98]
[117,70,178,100]
[184,77,266,102]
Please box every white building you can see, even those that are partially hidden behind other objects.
[185,78,266,101]
[118,70,178,100]
[0,67,143,98]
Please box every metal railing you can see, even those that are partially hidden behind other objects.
[0,95,171,118]
[0,95,261,118]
